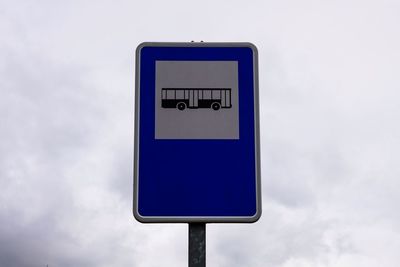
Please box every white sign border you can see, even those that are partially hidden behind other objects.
[133,42,261,223]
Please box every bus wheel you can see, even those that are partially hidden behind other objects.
[211,102,221,110]
[177,102,186,110]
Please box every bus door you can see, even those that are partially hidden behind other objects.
[225,90,231,107]
[221,90,226,107]
[189,90,199,108]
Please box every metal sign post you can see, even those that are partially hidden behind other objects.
[189,223,206,267]
[134,42,260,266]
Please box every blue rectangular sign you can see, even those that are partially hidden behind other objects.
[134,42,261,223]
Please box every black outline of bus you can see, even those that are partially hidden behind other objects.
[161,88,232,111]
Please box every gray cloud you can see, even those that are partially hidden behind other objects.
[1,0,400,266]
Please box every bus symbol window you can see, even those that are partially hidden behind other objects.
[161,88,232,111]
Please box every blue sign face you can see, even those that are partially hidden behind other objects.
[134,42,261,223]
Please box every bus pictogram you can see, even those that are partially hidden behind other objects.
[161,88,232,111]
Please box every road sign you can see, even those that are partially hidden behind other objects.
[134,42,261,223]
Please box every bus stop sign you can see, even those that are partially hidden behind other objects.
[134,42,261,223]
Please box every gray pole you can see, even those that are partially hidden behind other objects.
[189,223,206,267]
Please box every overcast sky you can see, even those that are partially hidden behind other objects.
[1,0,400,266]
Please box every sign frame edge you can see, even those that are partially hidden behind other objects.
[133,42,261,223]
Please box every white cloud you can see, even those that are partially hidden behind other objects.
[1,0,400,266]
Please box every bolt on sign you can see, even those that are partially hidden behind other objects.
[134,42,261,223]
